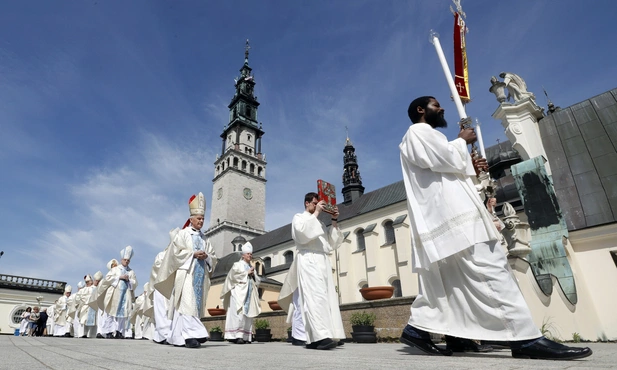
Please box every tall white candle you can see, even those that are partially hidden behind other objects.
[475,119,486,159]
[429,30,467,120]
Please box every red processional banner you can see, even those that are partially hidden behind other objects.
[453,12,470,102]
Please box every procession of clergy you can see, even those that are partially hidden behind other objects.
[44,192,264,348]
[39,96,592,360]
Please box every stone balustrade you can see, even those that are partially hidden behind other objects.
[0,274,66,293]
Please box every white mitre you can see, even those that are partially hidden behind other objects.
[93,271,103,281]
[120,245,134,260]
[64,285,72,293]
[77,281,85,289]
[189,192,206,216]
[84,274,92,282]
[107,259,118,270]
[241,242,253,254]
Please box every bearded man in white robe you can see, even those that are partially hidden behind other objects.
[221,242,261,344]
[278,192,344,350]
[53,285,72,337]
[154,192,218,349]
[399,96,591,360]
[97,247,137,339]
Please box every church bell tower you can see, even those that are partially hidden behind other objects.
[205,40,267,257]
[341,135,365,203]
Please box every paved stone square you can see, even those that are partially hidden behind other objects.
[1,336,613,370]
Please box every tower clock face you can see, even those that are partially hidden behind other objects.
[243,187,253,200]
[217,187,223,199]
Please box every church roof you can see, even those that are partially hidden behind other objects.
[539,88,617,230]
[212,252,242,279]
[251,180,406,252]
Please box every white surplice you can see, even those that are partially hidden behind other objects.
[278,211,345,344]
[399,122,540,340]
[149,241,174,343]
[154,227,218,345]
[221,259,261,341]
[96,265,137,335]
[53,295,70,336]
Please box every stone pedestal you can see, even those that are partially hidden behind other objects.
[492,98,551,176]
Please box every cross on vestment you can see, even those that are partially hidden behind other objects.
[456,82,464,93]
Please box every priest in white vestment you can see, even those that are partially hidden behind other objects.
[154,192,218,349]
[76,274,98,338]
[398,96,592,360]
[53,285,72,337]
[221,242,261,344]
[97,248,137,339]
[71,280,85,338]
[278,192,344,350]
[87,270,107,338]
[149,243,175,344]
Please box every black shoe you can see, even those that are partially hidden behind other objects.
[197,337,208,344]
[96,334,104,339]
[80,335,87,339]
[185,338,201,348]
[64,333,72,337]
[154,339,168,345]
[114,331,124,339]
[400,326,452,356]
[337,340,345,346]
[445,336,493,352]
[236,339,245,344]
[292,338,306,346]
[105,333,113,339]
[511,337,592,360]
[306,338,337,350]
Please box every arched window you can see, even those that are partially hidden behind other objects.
[247,134,252,141]
[258,167,263,177]
[233,157,238,168]
[391,279,402,298]
[356,229,365,251]
[241,160,247,171]
[263,257,271,269]
[250,163,255,174]
[254,262,262,276]
[258,288,264,299]
[216,165,220,174]
[384,220,396,244]
[284,251,294,264]
[221,162,225,170]
[245,105,252,118]
[227,158,230,167]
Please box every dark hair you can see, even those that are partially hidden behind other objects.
[304,192,318,205]
[408,96,435,123]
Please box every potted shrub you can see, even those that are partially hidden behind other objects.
[209,326,223,341]
[254,319,272,342]
[350,311,377,343]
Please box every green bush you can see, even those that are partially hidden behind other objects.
[572,332,581,343]
[254,319,270,330]
[287,326,292,332]
[210,326,222,333]
[350,311,376,326]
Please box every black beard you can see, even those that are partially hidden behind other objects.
[426,111,447,128]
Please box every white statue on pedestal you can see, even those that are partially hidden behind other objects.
[499,72,536,103]
[489,76,507,103]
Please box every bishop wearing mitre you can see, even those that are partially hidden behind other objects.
[154,192,218,348]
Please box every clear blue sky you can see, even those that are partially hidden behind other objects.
[1,0,616,293]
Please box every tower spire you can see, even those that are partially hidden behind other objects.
[542,86,559,114]
[244,39,250,65]
[341,133,365,203]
